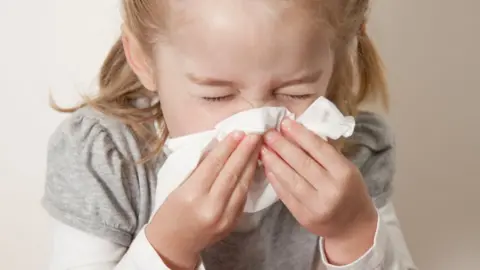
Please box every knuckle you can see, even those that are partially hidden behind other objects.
[324,186,341,205]
[351,165,361,177]
[300,156,315,172]
[291,174,308,195]
[239,181,249,195]
[181,191,198,205]
[217,218,231,233]
[317,199,334,217]
[237,176,251,194]
[224,170,241,184]
[340,163,358,180]
[338,176,351,192]
[197,205,221,227]
[210,154,226,171]
[311,207,332,226]
[336,168,350,181]
[321,198,340,221]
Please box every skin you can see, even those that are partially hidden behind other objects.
[123,0,377,268]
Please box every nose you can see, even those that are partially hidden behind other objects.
[240,98,266,109]
[237,93,278,109]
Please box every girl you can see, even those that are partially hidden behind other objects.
[44,0,417,269]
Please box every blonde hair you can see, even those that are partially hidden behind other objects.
[53,0,388,162]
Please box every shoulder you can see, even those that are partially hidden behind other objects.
[352,111,393,150]
[48,107,139,158]
[43,106,158,246]
[346,111,395,208]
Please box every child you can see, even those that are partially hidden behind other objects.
[43,0,417,269]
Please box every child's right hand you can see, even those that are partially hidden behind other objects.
[146,131,262,269]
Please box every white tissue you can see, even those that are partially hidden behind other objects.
[154,97,355,214]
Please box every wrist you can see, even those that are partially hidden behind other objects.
[323,206,378,266]
[145,223,200,269]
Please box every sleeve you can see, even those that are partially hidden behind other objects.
[42,113,139,247]
[345,112,395,209]
[316,112,417,269]
[317,202,417,270]
[48,219,172,270]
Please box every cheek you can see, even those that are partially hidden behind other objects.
[152,47,215,137]
[158,92,220,137]
[156,80,242,137]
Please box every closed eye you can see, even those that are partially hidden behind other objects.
[202,93,313,103]
[202,95,235,102]
[279,94,313,100]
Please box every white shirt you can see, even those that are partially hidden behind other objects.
[47,201,417,270]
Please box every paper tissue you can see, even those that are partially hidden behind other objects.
[154,97,355,213]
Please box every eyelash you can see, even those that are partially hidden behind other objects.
[281,94,313,100]
[202,94,313,102]
[202,95,235,102]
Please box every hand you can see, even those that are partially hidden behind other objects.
[146,132,262,269]
[261,119,378,264]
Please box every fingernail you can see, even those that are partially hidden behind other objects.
[281,119,293,131]
[231,131,245,141]
[264,130,278,144]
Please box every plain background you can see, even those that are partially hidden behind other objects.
[0,0,478,269]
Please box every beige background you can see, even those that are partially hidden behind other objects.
[0,0,478,269]
[369,1,480,269]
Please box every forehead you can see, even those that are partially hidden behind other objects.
[164,0,331,76]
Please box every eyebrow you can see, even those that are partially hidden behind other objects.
[186,73,237,87]
[186,69,323,88]
[276,69,324,88]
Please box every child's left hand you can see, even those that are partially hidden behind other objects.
[261,118,378,258]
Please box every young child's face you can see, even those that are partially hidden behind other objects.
[154,0,334,137]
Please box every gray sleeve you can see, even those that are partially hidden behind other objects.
[346,112,396,208]
[42,111,142,247]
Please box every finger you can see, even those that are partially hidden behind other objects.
[222,145,261,220]
[209,134,262,201]
[280,119,350,177]
[265,170,314,227]
[263,129,329,189]
[260,146,319,206]
[189,131,245,191]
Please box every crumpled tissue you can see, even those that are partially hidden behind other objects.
[154,96,355,213]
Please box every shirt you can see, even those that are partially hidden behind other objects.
[42,106,417,270]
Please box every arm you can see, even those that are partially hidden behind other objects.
[317,201,417,269]
[48,219,180,270]
[42,112,176,270]
[43,110,256,270]
[315,112,417,269]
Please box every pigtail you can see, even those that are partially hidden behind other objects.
[52,36,166,164]
[356,23,389,109]
[52,0,168,164]
[95,37,167,163]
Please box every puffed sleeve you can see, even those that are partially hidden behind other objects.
[42,108,156,246]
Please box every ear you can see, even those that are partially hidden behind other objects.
[121,25,156,91]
